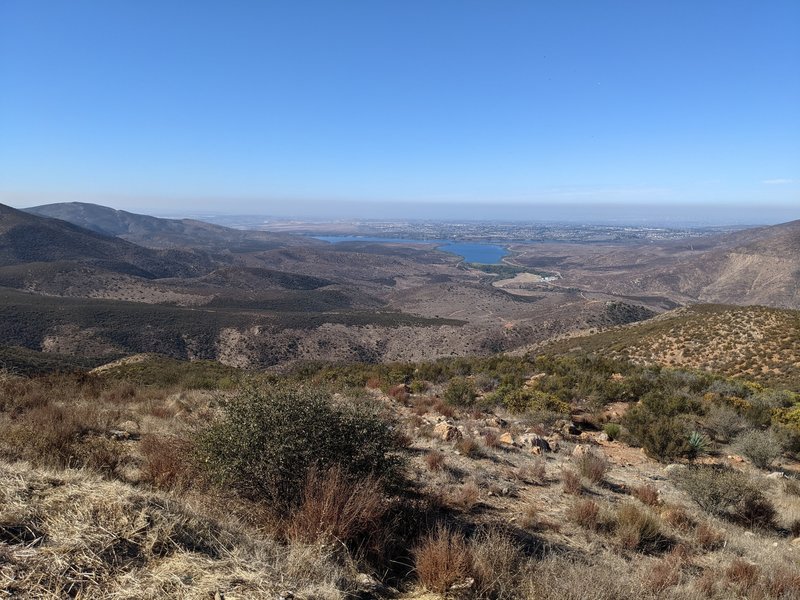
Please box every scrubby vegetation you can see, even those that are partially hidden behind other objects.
[2,348,800,598]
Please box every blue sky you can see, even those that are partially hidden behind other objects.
[1,1,798,222]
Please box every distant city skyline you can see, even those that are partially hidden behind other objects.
[1,1,798,217]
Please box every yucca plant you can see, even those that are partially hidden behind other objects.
[688,431,712,458]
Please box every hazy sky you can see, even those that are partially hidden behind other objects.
[1,1,798,221]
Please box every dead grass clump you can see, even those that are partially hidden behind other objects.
[516,459,546,485]
[661,505,696,533]
[414,526,471,593]
[101,381,137,403]
[519,499,539,530]
[615,503,667,553]
[140,434,195,490]
[434,399,456,418]
[694,568,719,597]
[646,555,682,593]
[694,521,724,550]
[287,466,387,545]
[562,469,583,495]
[450,481,481,512]
[424,450,446,472]
[411,396,435,416]
[782,476,800,497]
[483,430,501,448]
[725,558,760,590]
[573,451,609,484]
[762,565,800,597]
[0,403,116,470]
[632,483,660,507]
[471,528,526,599]
[455,437,484,458]
[567,499,600,531]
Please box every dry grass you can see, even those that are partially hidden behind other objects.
[516,459,547,485]
[414,525,471,593]
[567,499,601,531]
[286,466,387,545]
[0,461,355,599]
[450,481,481,512]
[573,451,610,484]
[725,558,760,590]
[562,469,583,495]
[615,503,667,553]
[455,436,484,458]
[632,483,661,507]
[470,528,526,599]
[694,521,724,550]
[139,434,195,490]
[424,449,446,471]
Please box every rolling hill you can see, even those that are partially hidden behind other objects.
[24,202,318,251]
[540,304,800,390]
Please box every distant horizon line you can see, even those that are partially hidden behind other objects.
[4,196,798,228]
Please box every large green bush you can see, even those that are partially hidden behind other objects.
[197,385,405,513]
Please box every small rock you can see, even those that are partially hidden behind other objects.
[555,419,580,436]
[449,577,475,593]
[118,420,139,434]
[597,432,610,442]
[434,422,462,441]
[519,433,552,453]
[355,573,398,597]
[663,464,684,475]
[766,471,786,480]
[572,444,593,459]
[499,432,515,445]
[791,537,800,546]
[485,417,507,428]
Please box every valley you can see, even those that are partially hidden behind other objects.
[2,202,798,371]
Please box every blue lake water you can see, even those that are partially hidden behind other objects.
[312,236,509,265]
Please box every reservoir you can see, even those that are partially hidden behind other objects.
[313,236,509,265]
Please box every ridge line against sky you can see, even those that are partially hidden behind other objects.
[1,1,798,222]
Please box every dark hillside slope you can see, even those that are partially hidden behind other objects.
[25,202,317,251]
[0,203,217,279]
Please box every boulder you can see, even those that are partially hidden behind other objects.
[434,421,462,441]
[555,419,580,436]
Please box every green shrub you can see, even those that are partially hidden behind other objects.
[623,412,691,462]
[673,466,775,528]
[735,429,782,470]
[197,384,405,514]
[603,423,621,441]
[443,377,477,406]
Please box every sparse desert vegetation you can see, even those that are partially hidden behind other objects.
[2,350,800,598]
